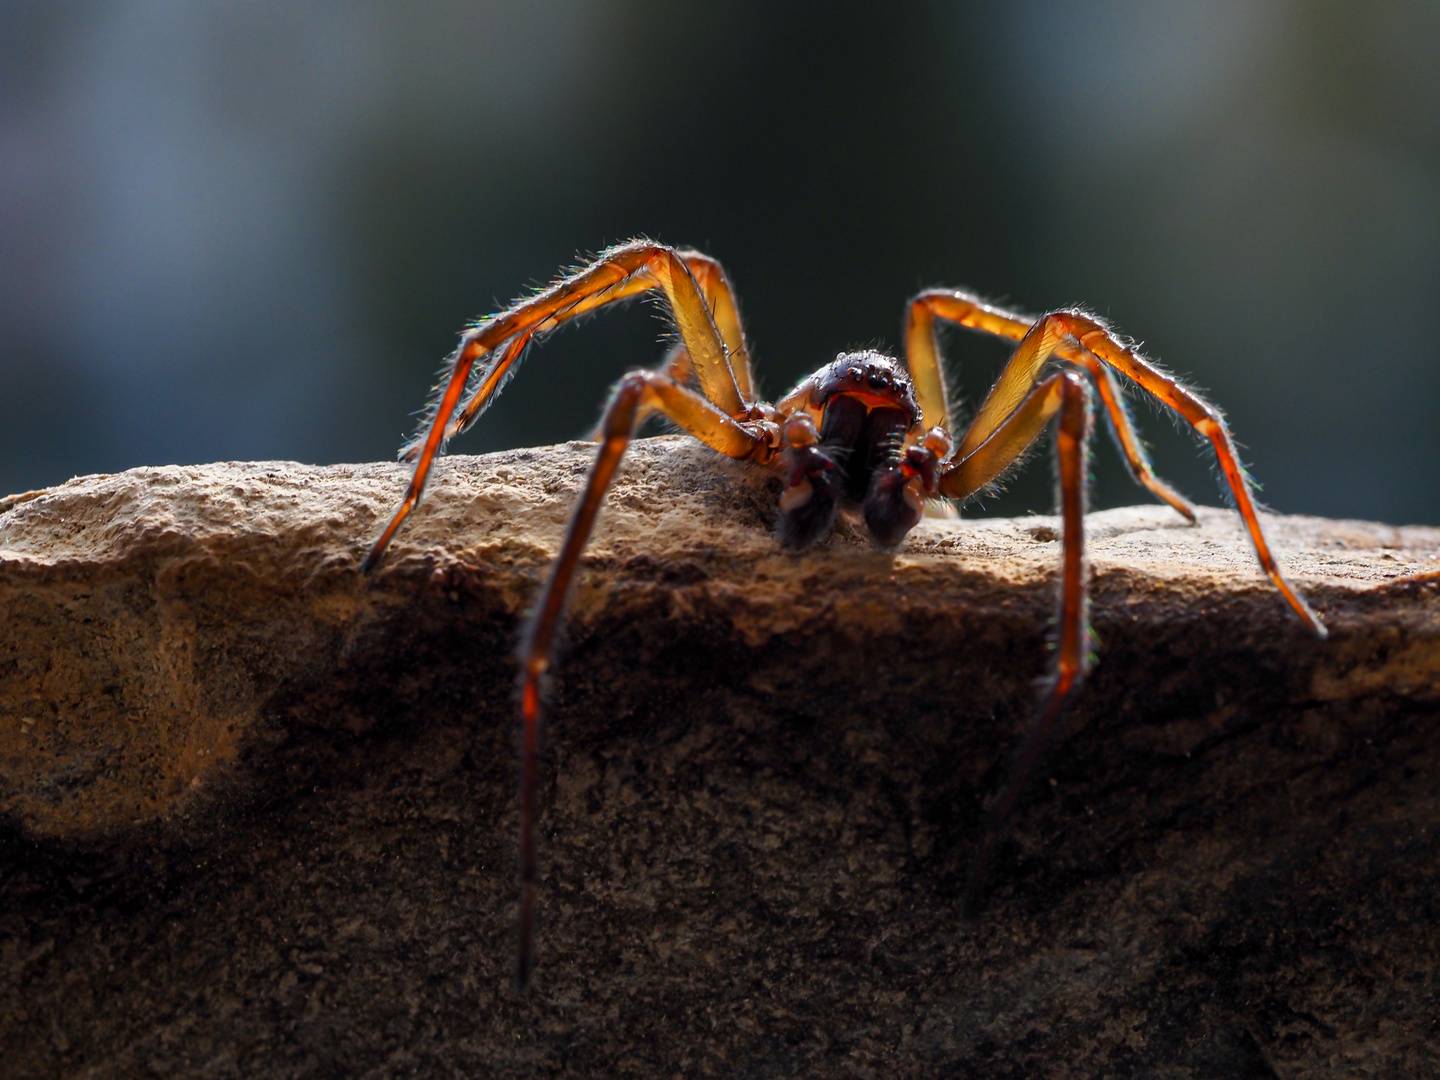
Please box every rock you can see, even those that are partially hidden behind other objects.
[2,438,1438,1076]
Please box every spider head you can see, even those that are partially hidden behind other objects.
[778,352,934,550]
[811,351,920,425]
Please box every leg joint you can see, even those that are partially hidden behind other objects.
[1058,368,1089,397]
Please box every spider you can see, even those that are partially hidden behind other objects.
[359,239,1326,988]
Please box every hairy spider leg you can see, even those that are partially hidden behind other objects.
[936,371,1093,909]
[681,250,754,401]
[580,342,707,443]
[515,370,771,990]
[444,249,755,448]
[362,242,747,571]
[901,294,958,437]
[908,292,1193,520]
[914,294,1324,637]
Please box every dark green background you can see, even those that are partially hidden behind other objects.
[2,1,1436,522]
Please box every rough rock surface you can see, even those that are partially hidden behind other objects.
[1,437,1438,1078]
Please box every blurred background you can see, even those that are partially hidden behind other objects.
[1,1,1436,523]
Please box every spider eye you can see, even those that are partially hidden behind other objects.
[848,368,863,382]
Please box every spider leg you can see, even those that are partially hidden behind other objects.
[908,292,1194,520]
[361,242,751,571]
[586,341,694,440]
[515,370,772,990]
[680,249,754,401]
[937,371,1093,909]
[596,250,759,437]
[941,369,1079,501]
[447,249,753,446]
[918,294,1323,636]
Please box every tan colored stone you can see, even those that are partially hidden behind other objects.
[2,437,1437,842]
[3,440,1440,1076]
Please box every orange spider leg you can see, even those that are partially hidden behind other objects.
[940,371,1094,908]
[362,242,745,571]
[679,250,754,401]
[442,249,752,448]
[549,249,750,394]
[908,291,1193,519]
[1048,309,1323,636]
[912,293,1322,636]
[655,341,696,387]
[598,342,695,440]
[954,312,1071,460]
[516,370,771,989]
[941,369,1079,502]
[1073,355,1195,521]
[901,298,953,435]
[422,325,540,455]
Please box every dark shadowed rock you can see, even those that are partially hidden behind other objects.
[2,437,1438,1077]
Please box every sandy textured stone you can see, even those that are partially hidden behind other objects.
[2,437,1438,1077]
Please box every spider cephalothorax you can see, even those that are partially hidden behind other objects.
[776,351,948,549]
[359,239,1326,988]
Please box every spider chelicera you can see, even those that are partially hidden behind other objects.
[359,239,1326,988]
